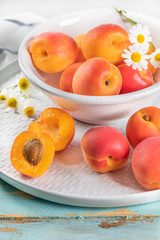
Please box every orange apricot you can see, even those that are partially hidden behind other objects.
[147,43,156,75]
[74,34,86,62]
[60,62,83,93]
[28,108,75,151]
[29,32,78,73]
[81,24,130,65]
[10,131,55,178]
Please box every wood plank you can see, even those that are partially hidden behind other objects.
[0,217,160,240]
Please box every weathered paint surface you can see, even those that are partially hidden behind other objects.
[0,180,160,239]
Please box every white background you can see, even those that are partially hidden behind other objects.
[0,0,160,19]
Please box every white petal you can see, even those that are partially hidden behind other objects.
[124,59,132,66]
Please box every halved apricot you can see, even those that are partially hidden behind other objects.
[10,131,55,178]
[28,108,75,151]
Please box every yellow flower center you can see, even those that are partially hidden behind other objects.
[131,52,141,62]
[24,107,35,117]
[7,98,17,108]
[0,95,7,101]
[137,34,145,44]
[154,53,160,62]
[19,78,29,91]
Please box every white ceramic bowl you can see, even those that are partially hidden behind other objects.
[18,8,160,124]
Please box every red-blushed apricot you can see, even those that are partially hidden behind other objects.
[81,24,130,65]
[60,62,83,93]
[126,106,160,148]
[10,131,55,178]
[132,137,160,190]
[72,57,122,96]
[28,108,75,151]
[118,64,153,94]
[81,126,130,173]
[28,32,78,73]
[74,34,86,62]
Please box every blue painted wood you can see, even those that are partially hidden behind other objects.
[0,217,160,240]
[0,179,160,239]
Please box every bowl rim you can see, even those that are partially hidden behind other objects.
[18,8,160,105]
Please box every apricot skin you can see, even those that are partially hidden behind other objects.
[81,24,130,65]
[60,62,83,93]
[72,57,122,96]
[10,131,55,178]
[74,34,86,62]
[28,108,75,151]
[118,64,153,94]
[29,32,78,73]
[81,126,130,173]
[126,106,160,148]
[132,137,160,190]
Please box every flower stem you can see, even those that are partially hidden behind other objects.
[114,7,137,25]
[114,7,155,49]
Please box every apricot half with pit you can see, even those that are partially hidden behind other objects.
[10,131,55,177]
[28,108,75,151]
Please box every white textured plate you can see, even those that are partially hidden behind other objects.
[1,61,160,207]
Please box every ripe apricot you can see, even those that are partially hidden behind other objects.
[81,24,130,65]
[72,58,122,96]
[147,43,156,75]
[28,108,75,151]
[10,131,55,178]
[29,32,78,73]
[74,34,86,62]
[60,62,83,93]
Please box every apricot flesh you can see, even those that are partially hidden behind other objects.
[10,131,55,178]
[28,108,75,151]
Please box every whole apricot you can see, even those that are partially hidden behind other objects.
[126,106,160,148]
[81,24,130,65]
[72,57,122,96]
[132,137,160,190]
[29,32,78,73]
[81,126,130,173]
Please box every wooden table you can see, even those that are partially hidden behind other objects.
[0,179,160,239]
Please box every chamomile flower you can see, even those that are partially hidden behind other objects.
[150,49,160,68]
[0,89,7,102]
[129,24,152,50]
[122,44,150,71]
[17,74,34,97]
[0,89,8,109]
[5,88,22,112]
[18,98,37,120]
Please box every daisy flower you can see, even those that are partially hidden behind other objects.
[122,44,150,71]
[18,97,38,120]
[0,89,7,102]
[0,89,8,109]
[17,73,34,97]
[129,24,152,50]
[150,49,160,68]
[5,88,22,112]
